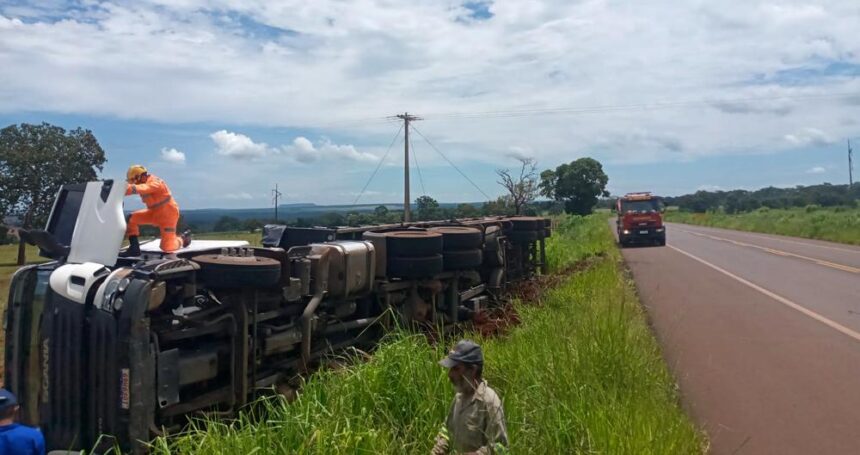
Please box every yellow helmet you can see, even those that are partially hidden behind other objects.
[126,164,147,183]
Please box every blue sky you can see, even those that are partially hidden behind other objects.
[1,1,858,209]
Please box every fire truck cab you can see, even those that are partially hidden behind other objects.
[616,192,666,247]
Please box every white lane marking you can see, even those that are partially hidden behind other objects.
[669,223,860,255]
[675,228,860,275]
[667,244,860,343]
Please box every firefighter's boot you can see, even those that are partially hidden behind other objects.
[121,235,141,257]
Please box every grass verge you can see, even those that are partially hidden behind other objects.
[152,215,705,454]
[666,207,860,246]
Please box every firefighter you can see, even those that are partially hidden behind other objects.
[123,165,190,256]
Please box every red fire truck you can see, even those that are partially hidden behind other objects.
[616,192,666,247]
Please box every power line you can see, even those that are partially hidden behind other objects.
[410,135,427,196]
[849,139,854,188]
[272,183,282,222]
[419,92,859,121]
[352,124,404,206]
[395,113,422,222]
[410,125,491,200]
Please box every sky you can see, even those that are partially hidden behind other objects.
[0,0,858,209]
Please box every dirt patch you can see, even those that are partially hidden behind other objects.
[472,253,605,338]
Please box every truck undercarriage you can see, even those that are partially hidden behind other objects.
[4,180,551,453]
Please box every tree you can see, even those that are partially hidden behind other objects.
[540,157,609,216]
[496,157,539,215]
[243,218,264,232]
[456,203,479,218]
[213,216,242,232]
[0,123,107,264]
[373,205,389,222]
[415,195,440,221]
[482,196,513,216]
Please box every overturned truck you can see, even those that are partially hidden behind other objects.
[4,181,551,453]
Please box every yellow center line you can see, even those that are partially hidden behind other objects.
[676,228,860,275]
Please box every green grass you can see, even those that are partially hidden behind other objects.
[666,206,860,245]
[151,215,705,454]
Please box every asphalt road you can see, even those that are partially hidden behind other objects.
[619,222,860,455]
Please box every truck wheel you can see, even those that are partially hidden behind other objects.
[428,226,483,250]
[387,254,444,278]
[193,254,282,288]
[442,249,483,270]
[384,231,443,257]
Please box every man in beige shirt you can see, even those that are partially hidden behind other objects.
[432,340,509,455]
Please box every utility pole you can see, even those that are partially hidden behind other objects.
[272,183,282,222]
[849,139,854,188]
[396,112,421,222]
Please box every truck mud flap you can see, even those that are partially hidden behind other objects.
[40,293,86,450]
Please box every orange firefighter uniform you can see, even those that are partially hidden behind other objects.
[125,174,183,252]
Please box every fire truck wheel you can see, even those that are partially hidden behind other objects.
[507,230,539,243]
[384,231,443,257]
[428,226,483,250]
[442,249,483,271]
[193,254,282,288]
[387,254,444,278]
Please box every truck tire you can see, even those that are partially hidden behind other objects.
[442,249,483,270]
[384,231,443,257]
[193,254,282,288]
[387,254,444,278]
[428,226,483,250]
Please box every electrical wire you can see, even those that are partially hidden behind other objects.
[410,125,491,200]
[352,124,403,206]
[418,92,860,120]
[410,135,427,197]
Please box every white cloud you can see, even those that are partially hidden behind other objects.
[282,136,377,163]
[224,192,255,200]
[0,0,858,177]
[806,166,826,174]
[211,130,271,160]
[160,147,186,164]
[784,128,835,147]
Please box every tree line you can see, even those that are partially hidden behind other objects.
[665,183,860,213]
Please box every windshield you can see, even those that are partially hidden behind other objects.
[620,199,661,213]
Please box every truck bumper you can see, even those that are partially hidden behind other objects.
[619,227,666,245]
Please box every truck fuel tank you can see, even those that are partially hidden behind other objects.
[310,241,376,299]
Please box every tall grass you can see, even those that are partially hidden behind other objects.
[667,206,860,245]
[151,215,704,454]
